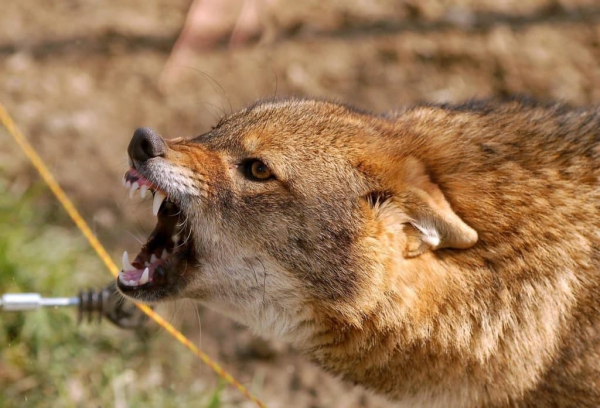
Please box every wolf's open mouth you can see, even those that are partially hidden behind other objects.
[117,168,192,295]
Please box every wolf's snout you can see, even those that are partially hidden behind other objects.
[128,127,167,163]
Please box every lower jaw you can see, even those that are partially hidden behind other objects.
[118,246,194,296]
[117,277,176,303]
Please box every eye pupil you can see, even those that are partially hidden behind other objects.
[248,160,272,180]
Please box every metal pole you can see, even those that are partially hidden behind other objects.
[0,293,80,311]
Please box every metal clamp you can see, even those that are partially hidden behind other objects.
[1,282,148,329]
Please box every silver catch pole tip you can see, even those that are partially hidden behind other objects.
[1,293,80,311]
[1,293,43,311]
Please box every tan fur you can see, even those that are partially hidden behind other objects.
[122,98,600,406]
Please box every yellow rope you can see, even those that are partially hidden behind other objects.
[0,102,266,408]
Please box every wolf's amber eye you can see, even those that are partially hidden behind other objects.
[245,160,273,181]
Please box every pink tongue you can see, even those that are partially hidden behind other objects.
[121,268,149,281]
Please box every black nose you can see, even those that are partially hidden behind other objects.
[128,127,167,163]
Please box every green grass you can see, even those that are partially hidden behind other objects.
[0,179,226,407]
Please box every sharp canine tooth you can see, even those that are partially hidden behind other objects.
[140,185,148,198]
[150,254,157,263]
[129,182,139,198]
[125,181,131,189]
[161,249,168,259]
[153,191,166,216]
[172,234,179,243]
[122,251,135,271]
[140,268,149,285]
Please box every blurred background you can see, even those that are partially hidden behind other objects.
[1,0,599,407]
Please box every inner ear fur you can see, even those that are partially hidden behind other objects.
[368,158,478,258]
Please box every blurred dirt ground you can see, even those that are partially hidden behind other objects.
[1,0,600,407]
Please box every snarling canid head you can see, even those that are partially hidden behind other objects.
[117,97,600,405]
[117,98,477,342]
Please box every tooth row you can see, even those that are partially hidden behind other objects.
[119,273,138,286]
[118,267,149,286]
[122,177,150,200]
[122,249,170,274]
[126,250,169,267]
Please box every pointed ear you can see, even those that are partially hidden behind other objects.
[402,158,477,257]
[368,158,478,258]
